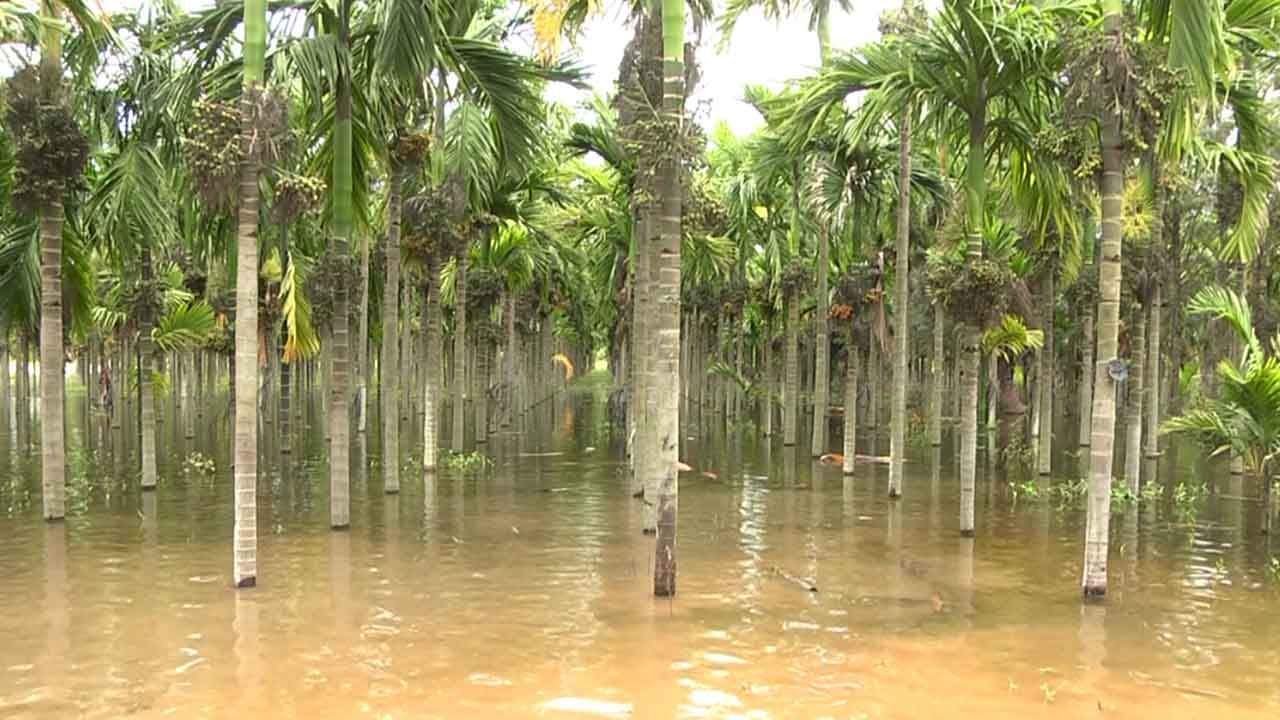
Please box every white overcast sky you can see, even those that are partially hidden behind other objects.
[42,0,910,137]
[542,1,901,136]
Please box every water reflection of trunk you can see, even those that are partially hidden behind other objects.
[330,530,352,637]
[956,536,974,623]
[886,496,903,625]
[1122,504,1138,588]
[1077,604,1107,697]
[141,491,158,545]
[42,524,68,704]
[233,592,262,712]
[930,447,942,531]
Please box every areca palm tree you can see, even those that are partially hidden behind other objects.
[1164,287,1280,491]
[720,0,853,460]
[787,0,1069,531]
[233,0,267,585]
[6,0,107,522]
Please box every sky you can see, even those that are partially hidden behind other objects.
[544,1,900,137]
[18,0,908,137]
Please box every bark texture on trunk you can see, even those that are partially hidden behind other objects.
[811,228,830,457]
[1124,310,1146,494]
[842,340,858,475]
[888,107,912,497]
[928,306,944,446]
[1083,16,1124,596]
[422,268,441,472]
[452,259,467,450]
[959,328,980,537]
[1037,273,1054,476]
[39,202,66,521]
[653,0,684,598]
[1079,307,1094,447]
[1145,283,1161,458]
[139,247,157,491]
[783,296,799,446]
[382,171,403,493]
[232,94,261,587]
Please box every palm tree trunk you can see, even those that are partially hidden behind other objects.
[423,268,441,473]
[476,336,489,444]
[762,326,773,437]
[328,0,354,530]
[0,329,9,421]
[140,246,158,491]
[1083,5,1125,597]
[653,0,685,598]
[783,294,799,445]
[868,340,880,429]
[232,0,266,580]
[1145,282,1161,458]
[959,330,979,537]
[452,258,468,450]
[928,305,944,446]
[382,170,403,493]
[811,227,830,457]
[958,89,987,538]
[1124,308,1146,494]
[38,202,67,520]
[356,233,371,434]
[888,105,912,497]
[1037,272,1054,475]
[1078,306,1094,447]
[842,336,858,475]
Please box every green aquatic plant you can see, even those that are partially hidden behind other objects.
[441,450,493,471]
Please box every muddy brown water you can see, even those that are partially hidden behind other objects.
[1,389,1278,719]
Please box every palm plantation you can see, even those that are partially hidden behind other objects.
[4,2,1280,713]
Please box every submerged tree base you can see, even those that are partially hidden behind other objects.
[1082,585,1106,601]
[960,529,975,538]
[235,576,256,589]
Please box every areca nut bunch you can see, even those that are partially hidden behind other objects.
[1060,21,1185,154]
[272,173,325,224]
[3,66,90,213]
[834,266,883,317]
[122,278,167,329]
[242,85,289,167]
[780,258,809,298]
[402,188,467,264]
[1033,125,1100,183]
[182,97,242,211]
[391,130,432,169]
[307,248,357,330]
[718,281,748,315]
[926,253,1014,330]
[466,266,503,312]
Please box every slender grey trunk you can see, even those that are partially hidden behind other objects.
[452,258,467,449]
[1037,272,1054,475]
[928,306,944,446]
[812,228,830,457]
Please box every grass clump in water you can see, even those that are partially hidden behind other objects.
[441,450,492,471]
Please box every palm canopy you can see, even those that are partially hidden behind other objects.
[1163,286,1280,478]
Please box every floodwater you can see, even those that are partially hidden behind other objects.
[1,384,1279,719]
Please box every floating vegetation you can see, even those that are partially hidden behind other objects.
[184,452,216,475]
[441,450,492,471]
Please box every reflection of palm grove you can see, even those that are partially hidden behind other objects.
[2,0,1280,598]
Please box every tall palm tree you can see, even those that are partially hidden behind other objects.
[786,0,1068,533]
[11,0,105,521]
[233,0,267,586]
[719,0,853,460]
[652,0,686,598]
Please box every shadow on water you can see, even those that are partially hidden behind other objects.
[0,382,1277,717]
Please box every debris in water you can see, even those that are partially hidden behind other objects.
[676,461,693,472]
[700,471,718,480]
[770,565,819,592]
[540,697,633,717]
[702,652,748,666]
